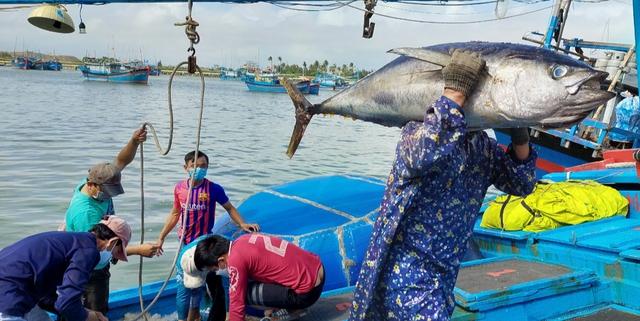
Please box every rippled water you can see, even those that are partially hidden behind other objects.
[0,68,400,289]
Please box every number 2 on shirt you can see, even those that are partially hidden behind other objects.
[248,234,288,257]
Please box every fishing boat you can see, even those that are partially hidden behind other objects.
[307,83,320,95]
[33,60,62,71]
[312,72,348,88]
[0,0,638,320]
[220,68,240,80]
[108,152,640,320]
[245,75,311,94]
[11,56,35,69]
[148,66,161,76]
[79,63,150,84]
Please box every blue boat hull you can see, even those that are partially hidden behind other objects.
[79,67,149,84]
[33,61,62,71]
[12,57,35,70]
[245,80,310,93]
[307,83,320,95]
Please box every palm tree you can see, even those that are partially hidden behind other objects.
[322,60,329,73]
[268,56,273,72]
[303,61,307,77]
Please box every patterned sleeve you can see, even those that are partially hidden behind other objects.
[490,142,538,196]
[396,96,467,179]
[227,258,248,321]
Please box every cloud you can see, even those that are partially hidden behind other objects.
[0,0,633,69]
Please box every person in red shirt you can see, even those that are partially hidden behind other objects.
[187,234,325,321]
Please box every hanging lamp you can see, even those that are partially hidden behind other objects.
[27,4,75,34]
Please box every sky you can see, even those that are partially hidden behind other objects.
[0,0,634,69]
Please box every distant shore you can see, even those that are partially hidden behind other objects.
[0,51,369,79]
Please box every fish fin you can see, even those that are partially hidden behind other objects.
[283,78,314,158]
[387,47,451,67]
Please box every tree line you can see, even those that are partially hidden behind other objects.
[264,56,370,78]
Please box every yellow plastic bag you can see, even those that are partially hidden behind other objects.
[481,180,628,232]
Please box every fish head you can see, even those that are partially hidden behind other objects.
[485,46,615,128]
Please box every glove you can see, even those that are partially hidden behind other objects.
[442,49,486,97]
[510,128,530,146]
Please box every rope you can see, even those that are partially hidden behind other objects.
[132,61,206,321]
[132,0,205,317]
[138,142,148,321]
[133,68,176,321]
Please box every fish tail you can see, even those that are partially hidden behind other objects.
[283,78,314,158]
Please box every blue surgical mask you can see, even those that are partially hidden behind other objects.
[188,167,208,181]
[92,191,109,202]
[216,268,229,277]
[94,250,112,270]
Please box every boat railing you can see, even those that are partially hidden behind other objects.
[532,118,640,158]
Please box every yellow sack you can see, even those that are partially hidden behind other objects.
[481,180,629,232]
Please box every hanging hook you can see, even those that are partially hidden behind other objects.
[362,0,376,39]
[174,0,200,73]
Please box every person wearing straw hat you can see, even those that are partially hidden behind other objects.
[0,216,132,321]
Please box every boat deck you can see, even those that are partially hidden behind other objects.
[299,291,352,321]
[108,171,640,321]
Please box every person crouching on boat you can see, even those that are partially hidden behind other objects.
[187,234,325,321]
[172,234,226,321]
[349,50,538,321]
[0,216,132,321]
[63,127,160,316]
[155,150,259,321]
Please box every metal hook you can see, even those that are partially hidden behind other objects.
[175,13,200,73]
[362,0,376,39]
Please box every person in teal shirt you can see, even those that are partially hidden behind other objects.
[63,126,160,316]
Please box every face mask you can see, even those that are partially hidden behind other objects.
[94,250,112,270]
[216,268,229,277]
[188,167,208,181]
[92,191,110,202]
[94,238,117,270]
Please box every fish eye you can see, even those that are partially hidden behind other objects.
[551,65,568,79]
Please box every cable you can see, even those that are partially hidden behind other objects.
[271,1,355,11]
[277,1,354,7]
[379,1,538,16]
[396,0,499,6]
[0,4,38,11]
[342,2,552,24]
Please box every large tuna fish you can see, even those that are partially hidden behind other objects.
[283,42,615,157]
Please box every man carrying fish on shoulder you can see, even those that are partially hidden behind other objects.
[349,50,538,320]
